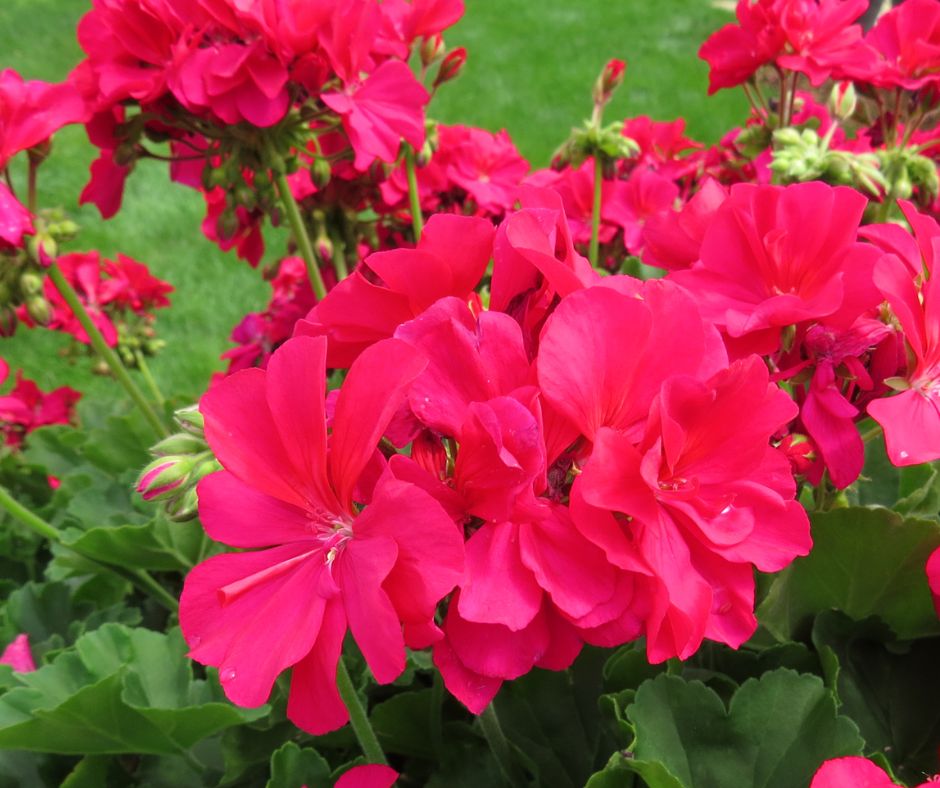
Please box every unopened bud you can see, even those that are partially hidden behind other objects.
[113,142,138,167]
[312,157,331,189]
[164,486,199,522]
[136,455,196,502]
[592,58,626,108]
[150,432,207,457]
[19,272,43,296]
[416,139,434,167]
[827,81,856,122]
[0,306,17,337]
[174,405,205,436]
[217,208,240,241]
[25,296,51,325]
[26,235,56,266]
[420,34,445,68]
[433,47,467,89]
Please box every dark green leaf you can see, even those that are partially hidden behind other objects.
[372,689,434,759]
[266,742,331,788]
[620,669,863,788]
[812,611,940,783]
[757,507,940,641]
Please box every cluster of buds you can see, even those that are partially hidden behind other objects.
[771,127,885,196]
[0,210,78,335]
[135,406,220,521]
[552,61,637,175]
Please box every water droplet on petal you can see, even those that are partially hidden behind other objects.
[899,450,910,460]
[220,667,236,683]
[190,635,201,648]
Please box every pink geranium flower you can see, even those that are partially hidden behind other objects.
[868,202,940,466]
[298,213,494,367]
[812,756,939,787]
[670,182,881,356]
[0,634,36,672]
[573,356,810,661]
[181,335,464,734]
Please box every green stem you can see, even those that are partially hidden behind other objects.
[134,350,165,408]
[27,158,38,215]
[0,486,177,612]
[274,171,327,301]
[429,671,444,761]
[405,147,424,241]
[335,658,387,765]
[479,703,526,788]
[589,154,603,268]
[47,263,168,439]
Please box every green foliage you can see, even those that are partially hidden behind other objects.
[0,624,265,755]
[591,670,863,788]
[758,507,940,641]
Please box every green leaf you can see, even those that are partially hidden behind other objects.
[372,689,434,759]
[757,507,940,641]
[0,623,265,754]
[60,514,203,572]
[620,669,863,788]
[587,752,679,788]
[812,611,940,783]
[266,742,331,788]
[494,666,601,788]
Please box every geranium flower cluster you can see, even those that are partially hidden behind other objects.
[72,0,467,265]
[0,358,80,450]
[181,173,940,733]
[17,251,173,365]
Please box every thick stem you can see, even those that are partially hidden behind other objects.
[47,263,168,439]
[405,147,424,241]
[0,486,178,612]
[479,703,526,788]
[274,171,327,301]
[589,154,603,268]
[335,658,387,765]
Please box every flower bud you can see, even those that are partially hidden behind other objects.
[164,486,199,522]
[25,296,51,325]
[18,272,43,296]
[174,405,205,436]
[150,432,207,457]
[827,81,856,122]
[312,157,331,189]
[433,47,467,89]
[420,34,445,68]
[26,235,56,266]
[592,58,626,108]
[0,307,18,337]
[217,208,240,242]
[136,455,196,502]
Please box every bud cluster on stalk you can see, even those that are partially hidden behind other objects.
[135,405,220,521]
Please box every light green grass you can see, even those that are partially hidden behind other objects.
[0,0,743,407]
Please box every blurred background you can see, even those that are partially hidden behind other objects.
[0,0,743,402]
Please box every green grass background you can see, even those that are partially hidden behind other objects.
[0,0,743,406]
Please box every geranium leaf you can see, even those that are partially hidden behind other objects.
[757,507,940,641]
[0,623,265,754]
[614,669,863,788]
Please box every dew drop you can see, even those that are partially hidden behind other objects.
[190,635,202,648]
[220,667,237,683]
[899,450,910,460]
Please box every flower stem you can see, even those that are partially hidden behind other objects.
[274,171,327,301]
[589,154,603,268]
[405,147,424,241]
[0,485,178,612]
[479,703,526,788]
[134,350,165,408]
[335,658,387,765]
[46,262,169,439]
